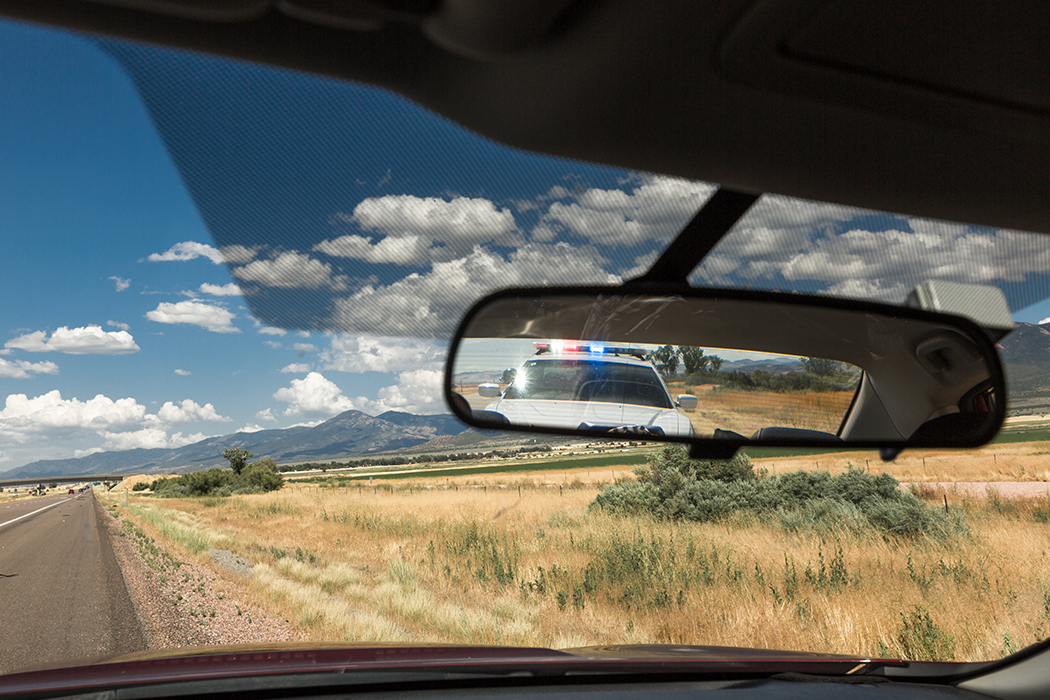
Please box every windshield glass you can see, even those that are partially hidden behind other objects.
[503,359,672,408]
[2,16,1050,679]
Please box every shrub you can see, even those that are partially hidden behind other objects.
[897,605,956,661]
[591,445,960,539]
[152,458,284,498]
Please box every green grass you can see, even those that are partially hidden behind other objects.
[989,428,1050,443]
[300,453,653,483]
[296,430,1050,485]
[741,446,860,459]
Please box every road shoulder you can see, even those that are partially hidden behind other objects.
[100,499,300,649]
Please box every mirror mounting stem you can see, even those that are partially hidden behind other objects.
[631,188,760,285]
[690,442,741,460]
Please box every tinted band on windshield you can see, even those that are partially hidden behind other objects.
[503,360,673,409]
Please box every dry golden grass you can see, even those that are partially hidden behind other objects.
[113,471,1050,662]
[665,382,855,436]
[753,442,1050,483]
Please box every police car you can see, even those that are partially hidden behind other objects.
[478,343,696,437]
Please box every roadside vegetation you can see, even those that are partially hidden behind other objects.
[148,449,283,497]
[108,443,1050,663]
[284,441,563,473]
[594,446,965,539]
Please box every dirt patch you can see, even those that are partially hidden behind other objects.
[111,474,175,492]
[99,499,301,649]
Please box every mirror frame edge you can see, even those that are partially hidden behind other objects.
[442,284,1009,459]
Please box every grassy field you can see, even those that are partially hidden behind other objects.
[110,448,1050,663]
[295,453,652,483]
[665,382,855,436]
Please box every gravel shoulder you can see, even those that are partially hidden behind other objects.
[99,502,301,650]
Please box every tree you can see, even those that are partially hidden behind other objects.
[679,346,708,374]
[223,447,253,475]
[800,357,838,377]
[244,457,284,492]
[650,344,679,377]
[707,355,724,372]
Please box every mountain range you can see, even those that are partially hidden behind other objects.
[997,322,1050,415]
[5,322,1049,479]
[2,410,469,480]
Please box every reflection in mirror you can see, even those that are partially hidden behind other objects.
[452,340,862,439]
[446,291,1005,448]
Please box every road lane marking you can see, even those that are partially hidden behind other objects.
[0,498,72,530]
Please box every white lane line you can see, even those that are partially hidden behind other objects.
[0,498,72,530]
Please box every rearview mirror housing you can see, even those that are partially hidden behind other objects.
[444,286,1007,459]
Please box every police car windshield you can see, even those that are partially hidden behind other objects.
[502,359,673,408]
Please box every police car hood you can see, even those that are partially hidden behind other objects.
[485,399,690,436]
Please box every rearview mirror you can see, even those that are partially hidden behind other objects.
[444,287,1006,458]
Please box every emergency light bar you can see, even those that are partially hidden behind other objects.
[533,341,648,360]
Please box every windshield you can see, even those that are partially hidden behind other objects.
[2,16,1050,680]
[503,359,673,408]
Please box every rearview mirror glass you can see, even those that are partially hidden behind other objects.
[444,287,1006,456]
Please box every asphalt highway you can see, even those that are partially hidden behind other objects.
[0,491,145,674]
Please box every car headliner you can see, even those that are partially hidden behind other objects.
[1,0,1048,239]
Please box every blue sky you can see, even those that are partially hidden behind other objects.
[2,18,1049,470]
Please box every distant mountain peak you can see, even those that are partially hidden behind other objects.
[2,409,469,479]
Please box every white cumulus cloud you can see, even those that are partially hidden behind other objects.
[321,336,445,374]
[146,300,239,334]
[328,243,620,336]
[148,241,226,264]
[232,251,347,290]
[0,358,59,379]
[692,195,1050,303]
[107,320,131,331]
[174,369,191,376]
[366,369,446,415]
[109,276,130,292]
[156,399,231,424]
[545,176,715,246]
[148,242,258,265]
[0,390,148,443]
[200,282,243,296]
[99,428,206,451]
[350,195,518,245]
[217,245,257,264]
[6,325,139,355]
[280,363,311,373]
[255,408,277,422]
[257,326,287,336]
[317,195,522,266]
[313,234,433,266]
[273,372,355,417]
[0,390,224,457]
